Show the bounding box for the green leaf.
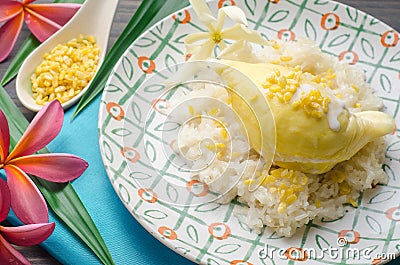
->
[0,0,85,86]
[33,178,115,265]
[1,35,40,86]
[0,85,114,265]
[0,86,29,148]
[72,0,190,119]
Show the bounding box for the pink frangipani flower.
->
[0,100,88,224]
[0,0,82,62]
[0,178,55,265]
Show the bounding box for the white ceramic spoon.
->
[16,0,120,112]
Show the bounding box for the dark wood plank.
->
[0,0,399,264]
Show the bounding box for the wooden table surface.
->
[0,0,399,264]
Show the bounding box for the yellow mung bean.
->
[30,34,100,105]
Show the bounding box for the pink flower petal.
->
[23,0,36,4]
[0,2,22,23]
[0,222,55,246]
[0,179,10,222]
[7,101,63,162]
[0,235,30,265]
[10,153,88,182]
[0,11,23,63]
[4,165,48,224]
[23,6,62,42]
[26,3,81,26]
[0,110,10,163]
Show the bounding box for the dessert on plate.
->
[168,0,395,236]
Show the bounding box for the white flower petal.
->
[189,0,217,29]
[215,9,227,32]
[219,41,228,51]
[185,32,210,45]
[220,6,248,26]
[217,40,246,58]
[221,24,268,45]
[186,0,268,60]
[188,39,216,60]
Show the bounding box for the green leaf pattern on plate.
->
[165,54,179,73]
[130,101,142,123]
[134,37,157,48]
[144,140,157,162]
[315,234,331,250]
[368,190,396,204]
[328,33,350,47]
[154,122,181,132]
[365,215,382,234]
[166,183,179,203]
[304,19,317,41]
[380,73,392,93]
[346,6,358,23]
[361,38,375,59]
[111,128,132,137]
[144,210,168,220]
[98,0,400,264]
[195,202,222,213]
[244,0,256,16]
[207,258,221,265]
[314,0,329,5]
[390,50,400,62]
[118,183,131,204]
[268,10,289,23]
[186,224,199,244]
[144,84,166,93]
[383,164,396,182]
[122,57,134,80]
[214,244,242,254]
[100,140,114,163]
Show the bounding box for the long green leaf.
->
[31,178,114,265]
[0,85,114,265]
[71,0,190,119]
[0,0,86,87]
[1,36,40,86]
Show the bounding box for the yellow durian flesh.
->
[218,59,395,174]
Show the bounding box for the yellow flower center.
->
[212,32,222,44]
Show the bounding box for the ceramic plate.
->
[99,1,400,264]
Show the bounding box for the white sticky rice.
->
[170,39,389,237]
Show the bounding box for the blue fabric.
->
[11,95,195,265]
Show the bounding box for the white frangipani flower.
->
[185,0,268,60]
